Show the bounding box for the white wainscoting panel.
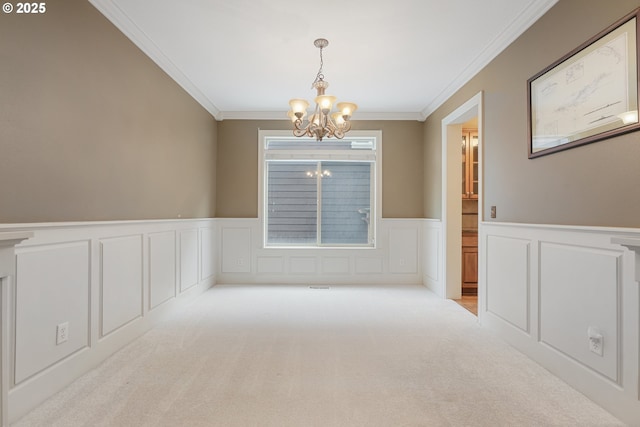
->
[100,235,143,337]
[0,233,33,426]
[389,227,418,273]
[485,235,530,333]
[179,229,199,292]
[14,242,90,384]
[321,257,350,274]
[355,256,384,274]
[257,256,284,274]
[216,219,425,285]
[221,227,251,273]
[148,231,176,310]
[289,256,317,274]
[1,219,215,423]
[539,242,620,382]
[200,227,216,281]
[480,222,640,426]
[422,220,443,296]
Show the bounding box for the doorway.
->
[461,124,478,295]
[441,92,483,315]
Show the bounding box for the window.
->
[260,132,379,247]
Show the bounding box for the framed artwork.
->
[528,8,640,158]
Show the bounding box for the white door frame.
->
[441,91,483,299]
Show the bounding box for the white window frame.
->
[258,130,382,249]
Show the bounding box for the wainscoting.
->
[0,220,216,423]
[3,218,639,425]
[216,218,430,286]
[422,219,444,296]
[479,222,640,426]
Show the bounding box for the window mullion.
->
[369,162,374,244]
[316,161,322,246]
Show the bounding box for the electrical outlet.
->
[588,327,603,356]
[490,206,497,218]
[56,322,69,345]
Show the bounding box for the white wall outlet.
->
[56,322,69,345]
[587,327,603,356]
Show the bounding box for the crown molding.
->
[219,111,424,121]
[419,0,559,120]
[88,0,222,120]
[89,0,557,124]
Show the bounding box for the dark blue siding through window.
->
[266,161,371,245]
[267,162,317,244]
[321,162,370,244]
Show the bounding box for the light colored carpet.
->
[13,284,624,426]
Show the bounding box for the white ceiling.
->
[89,0,557,121]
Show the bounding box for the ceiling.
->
[89,0,557,121]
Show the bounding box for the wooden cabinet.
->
[462,233,478,295]
[462,129,478,199]
[461,128,479,294]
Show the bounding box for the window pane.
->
[320,162,371,244]
[267,162,317,245]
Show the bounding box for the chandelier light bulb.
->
[337,102,357,118]
[289,99,309,116]
[315,95,337,113]
[331,112,345,126]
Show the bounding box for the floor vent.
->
[309,285,330,290]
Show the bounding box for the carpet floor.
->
[13,284,625,426]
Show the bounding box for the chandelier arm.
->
[325,115,336,131]
[308,117,319,137]
[292,119,304,131]
[293,128,307,137]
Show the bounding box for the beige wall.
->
[424,0,640,227]
[9,0,635,226]
[0,0,217,223]
[215,120,424,218]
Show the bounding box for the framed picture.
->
[528,8,640,158]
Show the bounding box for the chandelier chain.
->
[312,45,325,87]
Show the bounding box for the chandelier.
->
[287,38,357,141]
